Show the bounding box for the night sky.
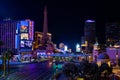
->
[0,0,120,50]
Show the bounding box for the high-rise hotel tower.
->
[0,19,34,54]
[84,20,96,53]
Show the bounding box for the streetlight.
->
[114,45,120,68]
[116,49,119,68]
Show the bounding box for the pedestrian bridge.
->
[40,53,92,57]
[39,53,93,62]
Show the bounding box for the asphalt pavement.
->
[0,60,53,80]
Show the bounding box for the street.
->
[0,60,53,80]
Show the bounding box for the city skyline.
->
[1,1,120,79]
[0,0,120,50]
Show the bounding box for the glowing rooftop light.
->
[85,20,95,22]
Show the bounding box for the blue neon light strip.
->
[20,21,28,26]
[15,35,18,49]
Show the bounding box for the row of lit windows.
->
[0,22,16,48]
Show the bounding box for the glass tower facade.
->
[106,22,120,46]
[84,20,96,53]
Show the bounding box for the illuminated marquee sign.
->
[20,21,29,33]
[29,21,34,40]
[19,20,34,51]
[20,40,32,49]
[21,33,29,40]
[20,25,28,33]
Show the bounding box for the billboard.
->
[20,21,29,33]
[21,33,29,40]
[20,25,28,33]
[20,40,32,49]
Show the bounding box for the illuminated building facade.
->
[76,44,80,52]
[84,20,96,53]
[0,19,34,54]
[93,41,99,62]
[33,5,54,53]
[34,31,52,50]
[81,36,87,53]
[106,22,120,46]
[0,20,17,54]
[19,19,34,53]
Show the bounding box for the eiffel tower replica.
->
[39,5,54,52]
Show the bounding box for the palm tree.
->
[6,49,13,74]
[0,40,3,55]
[3,51,6,76]
[0,40,6,76]
[0,40,3,61]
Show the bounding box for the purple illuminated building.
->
[0,20,17,54]
[0,19,34,55]
[84,19,96,53]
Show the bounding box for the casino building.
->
[0,19,34,57]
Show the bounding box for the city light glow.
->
[64,45,68,51]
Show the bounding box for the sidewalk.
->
[0,61,31,78]
[57,74,69,80]
[0,60,31,65]
[113,68,120,79]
